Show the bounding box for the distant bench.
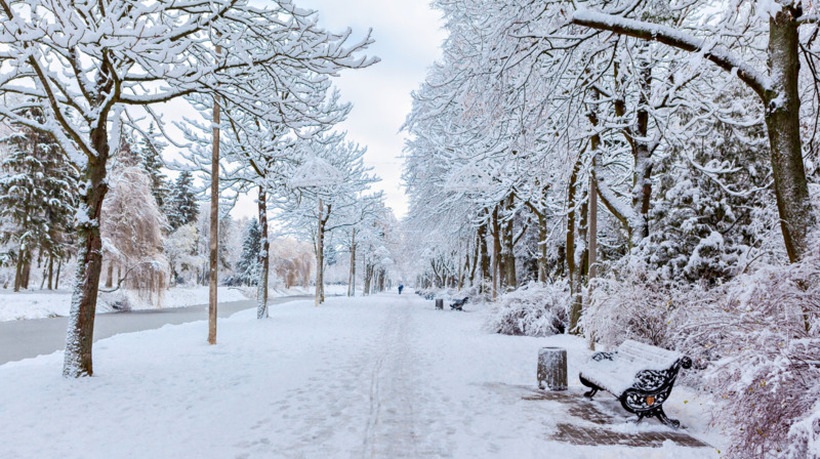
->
[449,297,468,311]
[578,340,692,428]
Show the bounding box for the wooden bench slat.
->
[578,340,691,428]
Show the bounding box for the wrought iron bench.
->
[579,340,692,428]
[450,297,468,311]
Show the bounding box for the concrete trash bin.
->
[537,347,567,391]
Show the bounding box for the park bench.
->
[450,297,468,311]
[578,340,692,428]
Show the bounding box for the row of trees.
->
[0,0,391,378]
[402,0,819,456]
[404,0,817,320]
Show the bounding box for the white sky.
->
[231,0,446,220]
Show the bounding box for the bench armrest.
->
[590,351,617,362]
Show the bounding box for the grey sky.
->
[254,0,445,219]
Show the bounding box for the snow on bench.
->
[578,340,692,428]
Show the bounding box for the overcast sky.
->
[231,0,446,220]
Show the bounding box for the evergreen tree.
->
[235,219,261,286]
[167,171,199,230]
[642,91,774,284]
[0,107,78,290]
[137,124,170,210]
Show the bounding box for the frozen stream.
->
[0,296,310,365]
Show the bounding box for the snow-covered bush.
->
[671,250,820,458]
[585,259,676,349]
[486,281,568,337]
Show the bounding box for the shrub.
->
[486,281,568,337]
[671,250,820,458]
[585,259,676,349]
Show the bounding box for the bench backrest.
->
[617,340,681,371]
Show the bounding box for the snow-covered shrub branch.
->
[486,281,569,337]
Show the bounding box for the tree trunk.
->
[469,229,480,285]
[491,206,501,300]
[105,262,114,289]
[22,260,31,290]
[503,195,516,290]
[315,199,325,306]
[13,252,24,292]
[567,156,583,334]
[363,261,373,295]
[257,186,270,319]
[55,259,62,290]
[478,218,490,292]
[348,230,356,297]
[765,11,814,262]
[63,125,110,377]
[631,55,652,244]
[208,71,221,345]
[588,174,598,282]
[47,254,54,291]
[40,260,47,290]
[537,212,548,282]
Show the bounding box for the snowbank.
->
[0,286,249,322]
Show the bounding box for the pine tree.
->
[235,219,261,286]
[642,90,774,284]
[167,171,199,230]
[0,107,78,291]
[137,124,170,210]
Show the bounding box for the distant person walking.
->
[398,284,404,295]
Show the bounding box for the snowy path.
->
[0,293,719,458]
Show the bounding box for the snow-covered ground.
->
[0,286,250,322]
[0,293,723,458]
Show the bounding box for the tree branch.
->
[571,9,770,98]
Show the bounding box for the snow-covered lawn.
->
[0,293,722,458]
[0,286,250,322]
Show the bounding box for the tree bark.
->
[208,79,221,345]
[63,125,110,377]
[502,195,517,289]
[257,186,270,319]
[478,218,490,292]
[47,254,54,290]
[764,10,814,262]
[13,253,24,292]
[105,262,114,289]
[314,199,326,306]
[537,212,548,282]
[363,260,373,295]
[22,259,31,290]
[491,206,501,300]
[588,174,598,282]
[348,229,356,297]
[567,156,584,334]
[55,259,62,290]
